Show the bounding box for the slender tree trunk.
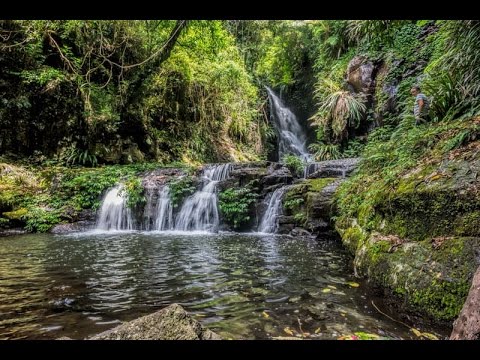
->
[122,20,189,108]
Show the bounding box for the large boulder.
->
[347,56,376,95]
[450,266,480,340]
[89,303,221,340]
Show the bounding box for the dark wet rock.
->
[277,216,295,234]
[261,166,293,187]
[451,266,480,340]
[0,228,28,237]
[142,168,190,190]
[89,303,221,340]
[305,158,360,179]
[290,227,312,237]
[50,221,94,234]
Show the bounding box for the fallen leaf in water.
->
[315,328,321,334]
[421,332,439,340]
[354,332,380,340]
[262,311,270,319]
[322,288,331,293]
[327,285,337,289]
[340,313,346,317]
[272,336,302,340]
[284,327,294,336]
[411,328,422,337]
[347,282,360,288]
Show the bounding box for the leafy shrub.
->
[122,177,146,209]
[169,176,196,207]
[219,185,258,229]
[24,208,61,233]
[282,154,305,178]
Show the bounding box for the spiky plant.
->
[308,143,342,161]
[311,89,366,140]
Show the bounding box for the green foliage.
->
[63,147,98,167]
[423,21,480,122]
[310,84,366,141]
[24,208,61,233]
[308,143,342,161]
[0,217,9,228]
[0,20,265,165]
[282,154,305,178]
[284,197,304,211]
[122,177,145,209]
[441,125,480,152]
[168,176,196,207]
[347,20,405,49]
[218,184,258,229]
[342,139,365,158]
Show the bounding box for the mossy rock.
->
[2,208,28,220]
[306,178,336,192]
[352,231,480,322]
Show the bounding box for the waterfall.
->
[96,185,133,231]
[174,163,232,232]
[266,87,310,162]
[143,186,173,231]
[258,187,287,233]
[154,186,174,231]
[304,162,321,178]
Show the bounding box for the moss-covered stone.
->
[282,177,337,231]
[344,226,479,321]
[2,208,28,220]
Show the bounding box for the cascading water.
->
[258,187,288,233]
[174,163,232,232]
[143,186,174,231]
[266,87,311,162]
[154,186,174,231]
[96,185,133,231]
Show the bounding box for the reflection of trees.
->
[0,234,48,339]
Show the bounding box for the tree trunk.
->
[450,266,480,340]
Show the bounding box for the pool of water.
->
[0,231,448,339]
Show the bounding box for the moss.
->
[340,226,367,254]
[306,178,336,192]
[454,211,480,236]
[379,189,480,240]
[2,208,28,220]
[350,232,479,322]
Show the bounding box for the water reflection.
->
[0,232,448,339]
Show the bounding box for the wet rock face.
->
[89,303,221,340]
[347,56,376,95]
[451,266,480,340]
[305,158,360,179]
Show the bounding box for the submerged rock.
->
[450,266,480,340]
[89,303,221,340]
